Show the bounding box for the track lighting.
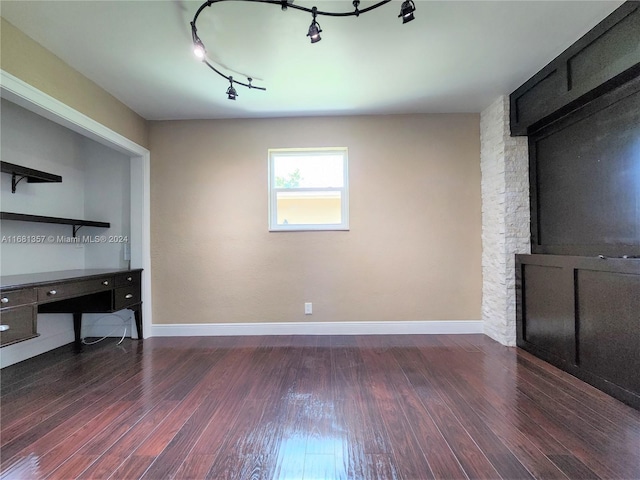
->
[399,0,416,24]
[226,78,238,100]
[307,7,322,43]
[191,0,417,101]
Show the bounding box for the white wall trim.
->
[0,71,145,156]
[151,320,483,337]
[0,70,152,340]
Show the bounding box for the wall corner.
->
[480,96,530,347]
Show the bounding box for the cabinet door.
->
[522,264,575,364]
[576,270,640,393]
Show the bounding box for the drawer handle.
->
[0,325,9,332]
[127,277,132,281]
[125,293,134,299]
[48,290,57,296]
[1,297,8,304]
[102,281,110,286]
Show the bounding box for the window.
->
[268,147,349,231]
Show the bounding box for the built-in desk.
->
[0,268,143,347]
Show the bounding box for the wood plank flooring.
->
[1,334,639,479]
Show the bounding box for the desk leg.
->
[134,306,143,340]
[73,313,82,346]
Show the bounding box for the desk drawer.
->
[0,288,36,308]
[0,306,38,346]
[114,271,141,288]
[114,286,141,310]
[37,277,113,303]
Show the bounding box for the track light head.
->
[307,22,322,43]
[399,0,416,24]
[193,39,206,60]
[226,78,238,100]
[307,7,322,43]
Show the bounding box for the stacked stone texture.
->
[480,96,530,346]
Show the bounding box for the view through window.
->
[268,148,349,231]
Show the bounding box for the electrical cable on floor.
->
[81,313,129,346]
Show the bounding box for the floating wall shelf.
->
[1,161,62,193]
[0,212,110,237]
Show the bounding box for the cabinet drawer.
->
[37,277,113,303]
[0,288,36,308]
[113,286,141,310]
[114,271,141,288]
[0,306,38,346]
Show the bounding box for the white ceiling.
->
[0,1,624,120]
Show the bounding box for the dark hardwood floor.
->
[1,334,639,479]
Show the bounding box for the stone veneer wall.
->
[480,96,530,346]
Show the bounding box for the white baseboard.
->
[150,320,483,337]
[1,320,482,368]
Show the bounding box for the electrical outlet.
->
[304,302,312,315]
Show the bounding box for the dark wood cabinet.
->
[516,255,640,408]
[528,74,640,257]
[510,2,640,135]
[511,2,640,408]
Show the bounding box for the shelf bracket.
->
[72,225,83,238]
[11,174,27,194]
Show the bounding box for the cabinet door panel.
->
[576,269,640,392]
[523,264,574,363]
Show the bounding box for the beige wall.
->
[150,114,481,324]
[0,17,148,148]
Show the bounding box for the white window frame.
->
[268,147,349,232]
